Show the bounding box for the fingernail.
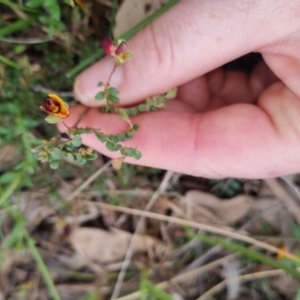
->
[74,56,124,107]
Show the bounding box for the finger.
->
[176,62,277,112]
[206,62,277,105]
[74,0,280,107]
[59,82,300,178]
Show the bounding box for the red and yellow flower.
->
[40,94,70,119]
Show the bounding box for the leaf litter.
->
[2,0,300,299]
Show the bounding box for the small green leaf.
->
[116,133,126,142]
[49,160,59,169]
[71,136,82,147]
[119,108,129,122]
[67,153,74,161]
[138,104,147,112]
[96,133,106,143]
[45,115,61,124]
[86,153,97,160]
[106,142,121,152]
[78,157,87,164]
[95,91,105,100]
[127,107,138,116]
[108,87,119,96]
[108,95,119,103]
[74,128,93,135]
[125,131,135,139]
[74,153,87,164]
[97,82,104,87]
[132,150,142,160]
[132,124,140,131]
[51,148,64,160]
[165,88,177,99]
[65,145,75,151]
[75,152,83,162]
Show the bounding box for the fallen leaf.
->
[69,227,164,264]
[184,191,253,225]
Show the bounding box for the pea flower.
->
[102,37,133,65]
[40,94,70,124]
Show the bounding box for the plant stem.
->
[66,0,179,78]
[0,17,36,38]
[24,231,61,300]
[106,64,117,85]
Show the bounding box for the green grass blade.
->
[24,231,61,300]
[0,0,39,13]
[66,0,179,78]
[0,17,36,38]
[0,172,23,207]
[109,0,118,37]
[0,53,19,69]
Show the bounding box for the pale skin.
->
[59,0,300,179]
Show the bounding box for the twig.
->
[196,268,296,300]
[32,85,73,97]
[110,171,175,300]
[181,200,283,273]
[0,37,53,44]
[86,201,298,261]
[116,253,237,300]
[66,160,112,202]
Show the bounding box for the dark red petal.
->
[115,41,127,55]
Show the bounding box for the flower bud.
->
[102,37,116,56]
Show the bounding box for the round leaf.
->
[45,115,61,124]
[108,95,120,103]
[51,148,64,160]
[49,160,59,169]
[108,87,119,96]
[106,142,121,152]
[72,135,82,147]
[95,91,105,101]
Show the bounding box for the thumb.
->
[74,0,277,107]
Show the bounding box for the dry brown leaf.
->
[113,0,169,37]
[184,191,253,225]
[69,227,164,264]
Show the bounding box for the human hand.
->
[59,0,300,178]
